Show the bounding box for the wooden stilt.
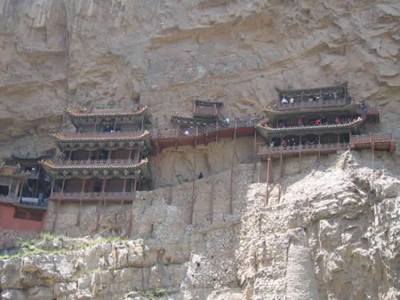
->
[278,154,283,203]
[51,200,61,233]
[253,130,257,172]
[190,134,197,225]
[96,179,107,233]
[371,142,375,172]
[175,128,179,150]
[229,126,237,214]
[168,154,175,205]
[215,120,219,144]
[77,199,82,226]
[127,179,138,237]
[77,179,86,226]
[317,134,321,163]
[266,157,271,206]
[299,136,302,173]
[95,201,102,233]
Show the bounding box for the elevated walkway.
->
[152,117,264,151]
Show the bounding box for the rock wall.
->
[0,0,399,158]
[2,151,400,299]
[1,0,400,299]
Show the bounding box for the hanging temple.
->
[0,83,395,235]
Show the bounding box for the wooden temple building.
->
[41,105,152,234]
[153,99,263,151]
[0,163,47,232]
[255,83,396,203]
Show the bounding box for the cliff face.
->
[1,1,400,299]
[1,0,399,157]
[1,152,400,300]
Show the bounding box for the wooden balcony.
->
[41,158,149,180]
[274,97,351,111]
[258,143,349,159]
[152,117,265,151]
[256,116,366,138]
[53,130,150,142]
[350,133,395,153]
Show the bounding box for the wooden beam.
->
[266,157,271,206]
[168,154,175,205]
[190,139,197,225]
[61,179,66,194]
[371,142,375,172]
[278,153,283,203]
[127,179,138,237]
[51,199,61,233]
[229,126,237,214]
[216,120,219,144]
[175,128,179,149]
[317,134,321,163]
[95,201,102,233]
[50,179,55,197]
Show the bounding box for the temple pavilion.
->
[255,83,394,159]
[256,83,395,204]
[41,105,152,205]
[0,164,47,232]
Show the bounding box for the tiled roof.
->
[66,106,148,118]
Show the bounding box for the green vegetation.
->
[0,234,128,261]
[131,289,168,299]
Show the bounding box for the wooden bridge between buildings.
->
[151,117,264,152]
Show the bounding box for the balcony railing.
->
[56,159,138,166]
[350,133,393,143]
[18,198,48,209]
[258,143,349,156]
[153,116,265,140]
[55,130,146,141]
[275,98,350,111]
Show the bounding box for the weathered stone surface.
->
[1,0,400,299]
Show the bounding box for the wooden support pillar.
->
[190,138,197,225]
[168,155,175,205]
[253,130,257,169]
[278,154,283,203]
[95,201,103,233]
[127,179,138,237]
[61,179,66,194]
[229,126,237,215]
[215,120,219,144]
[77,179,86,226]
[51,200,61,233]
[34,164,41,197]
[96,179,107,233]
[299,136,302,173]
[371,142,375,172]
[9,178,13,197]
[318,134,321,162]
[175,128,179,149]
[141,115,145,131]
[265,157,271,206]
[113,117,118,131]
[50,179,55,197]
[94,117,98,132]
